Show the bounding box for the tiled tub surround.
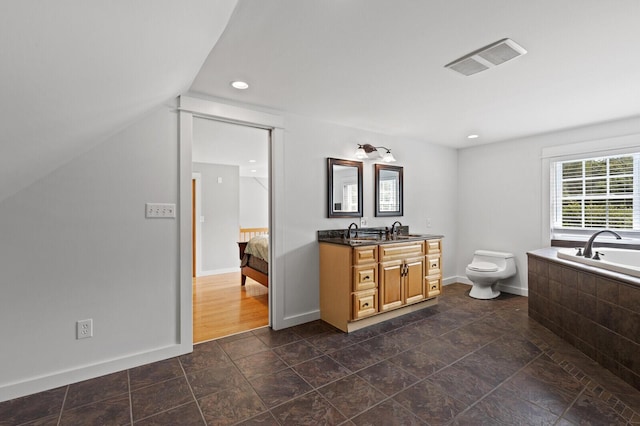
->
[528,247,640,391]
[3,284,640,425]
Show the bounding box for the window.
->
[551,153,640,238]
[378,178,398,212]
[342,182,359,212]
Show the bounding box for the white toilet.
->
[465,250,516,299]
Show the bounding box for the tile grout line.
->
[450,351,548,423]
[55,385,69,426]
[126,370,133,426]
[177,356,208,426]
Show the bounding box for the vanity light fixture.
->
[230,80,249,90]
[467,134,480,139]
[354,144,396,162]
[249,159,256,163]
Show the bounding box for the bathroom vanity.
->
[318,229,443,332]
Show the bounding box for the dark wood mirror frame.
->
[375,164,403,217]
[327,158,363,218]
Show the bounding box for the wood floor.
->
[193,272,269,343]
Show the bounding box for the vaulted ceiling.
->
[192,0,640,148]
[2,1,639,203]
[0,0,237,202]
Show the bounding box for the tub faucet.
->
[345,222,358,239]
[582,230,621,258]
[390,221,402,237]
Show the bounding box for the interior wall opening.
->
[191,116,270,343]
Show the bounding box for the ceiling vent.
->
[445,38,527,76]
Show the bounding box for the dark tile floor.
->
[2,283,640,425]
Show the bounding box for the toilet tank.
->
[472,250,515,268]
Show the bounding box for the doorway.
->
[191,117,270,343]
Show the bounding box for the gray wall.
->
[193,163,239,273]
[0,105,180,400]
[239,177,268,228]
[456,116,640,295]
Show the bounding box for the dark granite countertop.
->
[318,227,443,247]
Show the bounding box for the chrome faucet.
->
[345,222,359,239]
[582,230,621,258]
[390,221,402,237]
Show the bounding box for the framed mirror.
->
[375,164,403,217]
[328,158,363,218]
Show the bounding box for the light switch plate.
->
[146,203,176,218]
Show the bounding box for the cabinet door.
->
[404,257,425,304]
[379,260,403,311]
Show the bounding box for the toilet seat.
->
[467,261,499,272]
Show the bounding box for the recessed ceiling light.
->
[249,159,256,163]
[467,134,480,139]
[231,81,249,90]
[251,169,257,173]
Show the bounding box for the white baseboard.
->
[448,276,528,297]
[278,310,321,330]
[443,276,467,286]
[0,344,188,403]
[498,283,529,297]
[197,267,240,277]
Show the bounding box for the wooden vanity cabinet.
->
[320,238,440,333]
[379,241,425,310]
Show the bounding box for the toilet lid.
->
[468,261,499,272]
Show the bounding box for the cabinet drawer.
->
[352,289,378,319]
[353,265,377,291]
[379,241,425,261]
[426,275,441,297]
[426,254,441,275]
[353,246,378,264]
[426,239,441,254]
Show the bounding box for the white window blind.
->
[551,153,640,238]
[378,178,398,212]
[342,183,358,212]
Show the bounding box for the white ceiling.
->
[2,1,639,203]
[0,0,237,202]
[191,0,640,149]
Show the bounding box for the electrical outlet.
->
[426,218,432,228]
[77,319,93,339]
[360,217,368,227]
[145,203,176,218]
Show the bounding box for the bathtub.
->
[557,247,640,278]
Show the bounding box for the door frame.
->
[177,95,285,353]
[191,173,202,277]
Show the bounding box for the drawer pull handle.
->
[432,263,437,267]
[363,303,369,307]
[364,275,370,280]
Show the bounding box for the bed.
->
[238,227,269,287]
